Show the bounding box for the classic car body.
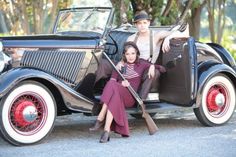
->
[0,7,236,146]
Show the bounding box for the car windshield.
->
[55,8,111,36]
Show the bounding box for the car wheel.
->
[130,113,156,119]
[0,81,56,145]
[194,74,236,126]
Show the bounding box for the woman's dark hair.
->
[122,41,140,63]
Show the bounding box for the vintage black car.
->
[0,7,236,146]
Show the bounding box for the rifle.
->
[102,52,158,135]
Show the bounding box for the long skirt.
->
[100,80,135,136]
[96,59,160,100]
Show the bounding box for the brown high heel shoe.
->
[99,131,110,143]
[89,120,104,131]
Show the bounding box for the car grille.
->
[20,49,86,85]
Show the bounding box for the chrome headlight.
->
[0,41,11,73]
[0,53,5,72]
[0,41,4,72]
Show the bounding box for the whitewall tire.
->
[194,74,236,126]
[0,81,56,145]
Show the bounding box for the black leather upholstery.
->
[105,30,134,63]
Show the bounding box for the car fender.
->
[207,42,236,68]
[196,61,236,108]
[0,67,94,112]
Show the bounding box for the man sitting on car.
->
[95,10,189,99]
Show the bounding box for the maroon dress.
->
[100,59,164,136]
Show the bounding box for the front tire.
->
[0,81,56,145]
[194,74,236,126]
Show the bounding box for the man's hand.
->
[121,80,130,87]
[162,37,171,53]
[148,64,155,78]
[161,24,182,53]
[116,61,124,71]
[170,24,181,32]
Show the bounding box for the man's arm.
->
[161,24,190,52]
[154,24,189,42]
[126,34,135,42]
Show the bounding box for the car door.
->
[159,37,197,106]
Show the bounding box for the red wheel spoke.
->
[206,84,228,117]
[10,93,46,134]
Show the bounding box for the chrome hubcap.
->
[215,93,225,107]
[22,105,38,123]
[207,85,227,115]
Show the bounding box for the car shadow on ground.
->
[0,112,207,146]
[47,112,201,141]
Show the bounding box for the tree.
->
[110,0,130,25]
[111,0,197,30]
[206,0,227,44]
[1,0,229,43]
[187,0,207,40]
[0,0,71,35]
[129,0,166,25]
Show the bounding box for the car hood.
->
[0,34,101,49]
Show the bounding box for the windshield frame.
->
[52,7,114,38]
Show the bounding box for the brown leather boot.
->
[99,131,110,143]
[89,120,104,131]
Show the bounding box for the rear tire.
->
[0,81,56,145]
[194,74,235,126]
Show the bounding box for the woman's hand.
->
[121,80,130,87]
[148,64,155,78]
[116,61,124,71]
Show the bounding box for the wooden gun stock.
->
[127,85,158,135]
[103,52,158,135]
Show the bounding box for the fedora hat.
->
[133,10,151,23]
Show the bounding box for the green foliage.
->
[0,33,10,36]
[158,2,179,25]
[146,0,164,23]
[122,0,179,26]
[191,0,201,9]
[220,29,236,60]
[25,1,34,32]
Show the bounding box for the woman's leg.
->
[89,103,107,131]
[100,110,113,143]
[104,110,113,132]
[100,81,135,136]
[97,103,107,121]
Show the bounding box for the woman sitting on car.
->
[89,41,166,143]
